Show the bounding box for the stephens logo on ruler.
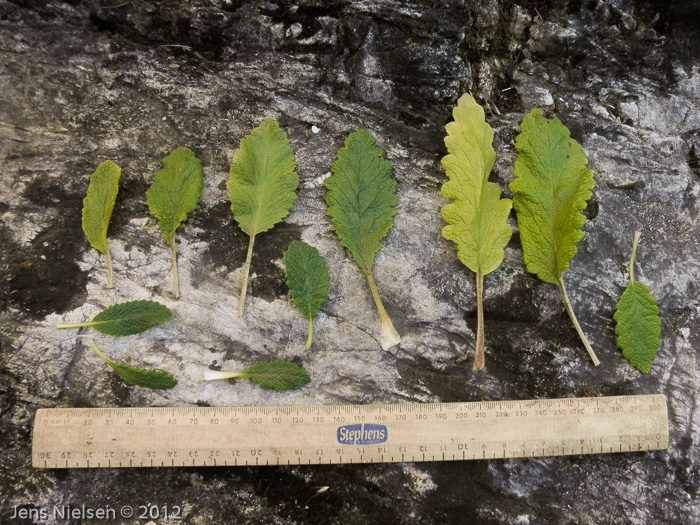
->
[337,424,388,445]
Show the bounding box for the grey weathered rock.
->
[1,0,698,523]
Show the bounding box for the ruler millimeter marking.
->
[32,394,668,469]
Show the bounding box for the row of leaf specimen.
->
[82,148,204,299]
[442,94,661,373]
[56,300,311,391]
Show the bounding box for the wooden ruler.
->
[32,394,668,468]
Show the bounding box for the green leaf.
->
[203,360,310,392]
[90,340,177,390]
[283,240,331,349]
[147,147,203,244]
[146,147,204,299]
[510,109,595,284]
[228,119,299,316]
[510,109,600,366]
[325,129,401,350]
[614,232,661,373]
[56,300,172,336]
[82,160,120,288]
[441,94,512,370]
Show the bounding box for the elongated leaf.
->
[325,129,401,350]
[82,160,120,288]
[146,147,204,298]
[82,160,120,255]
[510,109,595,284]
[283,240,331,349]
[56,300,172,336]
[146,147,203,245]
[228,119,299,316]
[510,109,600,366]
[90,340,177,390]
[441,94,512,369]
[203,360,310,392]
[614,232,661,373]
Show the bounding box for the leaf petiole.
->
[366,270,400,350]
[171,232,180,299]
[558,278,600,366]
[105,241,114,289]
[203,370,247,381]
[306,318,313,350]
[238,234,256,317]
[629,231,641,283]
[56,321,94,329]
[458,271,485,369]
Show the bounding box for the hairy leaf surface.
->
[614,232,661,373]
[204,360,310,392]
[90,340,177,390]
[56,300,172,336]
[510,109,595,284]
[146,147,203,245]
[82,160,120,255]
[441,94,512,369]
[325,129,400,350]
[283,240,331,349]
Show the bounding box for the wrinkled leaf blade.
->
[614,281,661,373]
[441,94,512,276]
[82,161,120,254]
[325,129,397,273]
[146,147,203,244]
[283,240,330,321]
[244,360,310,391]
[90,340,177,390]
[228,119,298,236]
[510,109,595,284]
[91,300,172,335]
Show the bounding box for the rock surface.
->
[1,0,698,523]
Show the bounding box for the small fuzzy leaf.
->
[325,129,397,274]
[82,160,120,255]
[146,147,203,245]
[90,340,177,390]
[441,94,512,276]
[57,300,172,335]
[283,241,330,322]
[614,232,661,373]
[614,282,661,373]
[510,109,595,284]
[244,360,310,391]
[228,119,298,237]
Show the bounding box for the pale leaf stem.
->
[238,234,256,317]
[171,233,180,299]
[203,370,246,381]
[56,322,93,329]
[558,277,600,366]
[105,240,114,289]
[629,231,641,283]
[471,272,486,369]
[365,270,401,350]
[305,318,313,350]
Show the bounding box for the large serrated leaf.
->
[90,340,177,390]
[325,129,401,350]
[82,160,120,288]
[614,232,661,373]
[146,147,204,298]
[441,94,512,370]
[283,240,331,349]
[228,119,299,316]
[510,109,595,284]
[57,300,172,336]
[510,109,600,366]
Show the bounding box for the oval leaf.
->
[82,160,120,255]
[614,282,661,373]
[90,340,177,390]
[283,240,330,322]
[244,360,310,391]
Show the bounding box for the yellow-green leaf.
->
[228,119,299,316]
[440,94,512,370]
[82,160,120,288]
